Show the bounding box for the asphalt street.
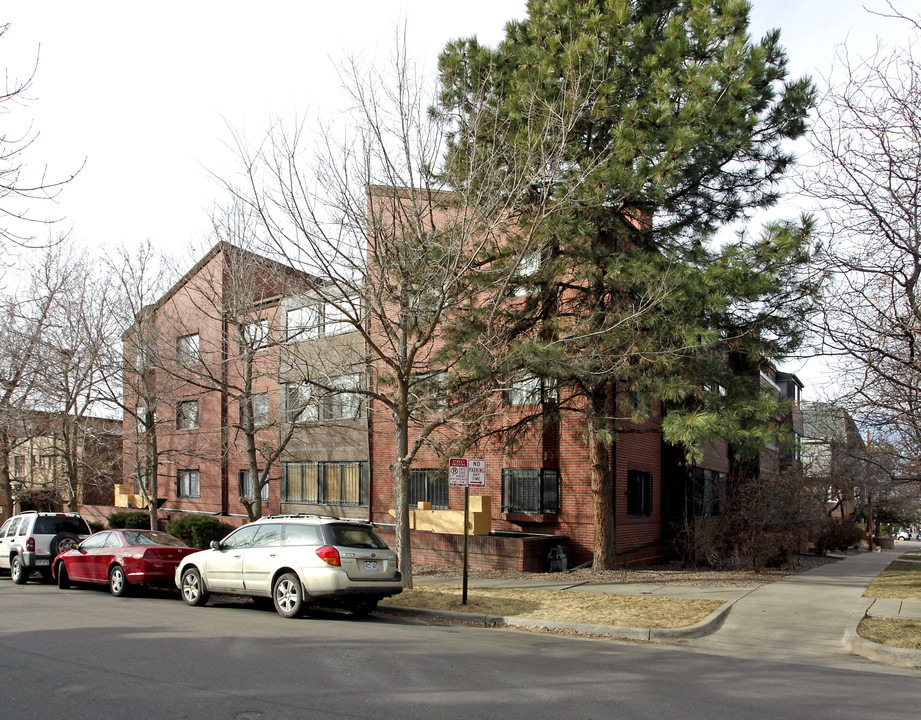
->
[1,576,918,720]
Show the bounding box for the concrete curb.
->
[845,609,921,669]
[378,599,733,642]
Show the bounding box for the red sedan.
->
[54,529,198,596]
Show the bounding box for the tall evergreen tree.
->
[437,0,817,569]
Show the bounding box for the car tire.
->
[273,572,304,618]
[180,567,210,607]
[11,555,27,584]
[109,565,129,597]
[347,598,378,618]
[56,561,71,589]
[50,532,79,557]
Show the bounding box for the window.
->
[507,374,557,406]
[136,406,154,434]
[13,455,25,476]
[221,524,259,550]
[177,469,200,498]
[241,393,269,427]
[284,382,317,423]
[322,302,351,336]
[286,301,354,341]
[627,470,652,516]
[513,251,541,296]
[177,333,200,365]
[177,400,199,429]
[284,376,362,423]
[243,319,269,349]
[326,374,361,420]
[501,468,559,514]
[282,461,368,506]
[283,523,321,546]
[692,468,725,517]
[238,469,269,502]
[251,524,282,548]
[286,305,320,341]
[409,468,449,510]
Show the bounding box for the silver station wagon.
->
[175,514,402,618]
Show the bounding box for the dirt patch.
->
[383,586,723,628]
[411,553,838,589]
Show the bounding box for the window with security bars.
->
[627,470,652,516]
[501,468,559,514]
[409,468,449,510]
[282,461,368,506]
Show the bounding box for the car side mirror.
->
[210,540,222,551]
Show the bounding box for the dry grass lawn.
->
[381,585,722,628]
[858,618,921,650]
[865,553,921,601]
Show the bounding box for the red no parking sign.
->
[449,458,486,486]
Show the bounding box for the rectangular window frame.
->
[627,470,652,517]
[238,469,270,502]
[409,468,449,510]
[177,333,200,365]
[176,400,199,430]
[281,460,368,506]
[177,469,200,498]
[501,468,559,515]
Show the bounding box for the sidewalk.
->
[386,549,921,671]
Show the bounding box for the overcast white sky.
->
[2,1,915,393]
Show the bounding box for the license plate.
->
[363,560,379,572]
[35,559,50,566]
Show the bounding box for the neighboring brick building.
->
[5,411,121,516]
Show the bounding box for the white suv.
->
[0,511,92,584]
[175,515,402,618]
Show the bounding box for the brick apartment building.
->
[118,230,801,570]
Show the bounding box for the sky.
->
[1,0,916,394]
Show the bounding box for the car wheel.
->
[180,567,210,607]
[11,555,27,584]
[56,561,71,589]
[348,598,378,618]
[50,532,79,557]
[109,565,129,597]
[272,572,304,618]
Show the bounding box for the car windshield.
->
[34,516,91,535]
[122,530,188,547]
[327,524,387,549]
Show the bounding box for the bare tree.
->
[0,246,70,517]
[37,245,121,511]
[0,24,80,249]
[806,9,921,472]
[103,242,177,530]
[223,35,584,586]
[157,200,316,522]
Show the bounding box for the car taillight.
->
[144,549,163,560]
[26,538,34,552]
[316,545,341,566]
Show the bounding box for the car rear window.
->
[122,531,188,547]
[326,524,387,549]
[34,516,91,535]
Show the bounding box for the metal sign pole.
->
[462,484,470,605]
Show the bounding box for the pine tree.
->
[437,0,817,569]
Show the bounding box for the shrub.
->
[89,520,105,532]
[166,515,232,549]
[107,511,152,529]
[814,518,865,555]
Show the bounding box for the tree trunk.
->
[393,413,413,589]
[588,386,617,571]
